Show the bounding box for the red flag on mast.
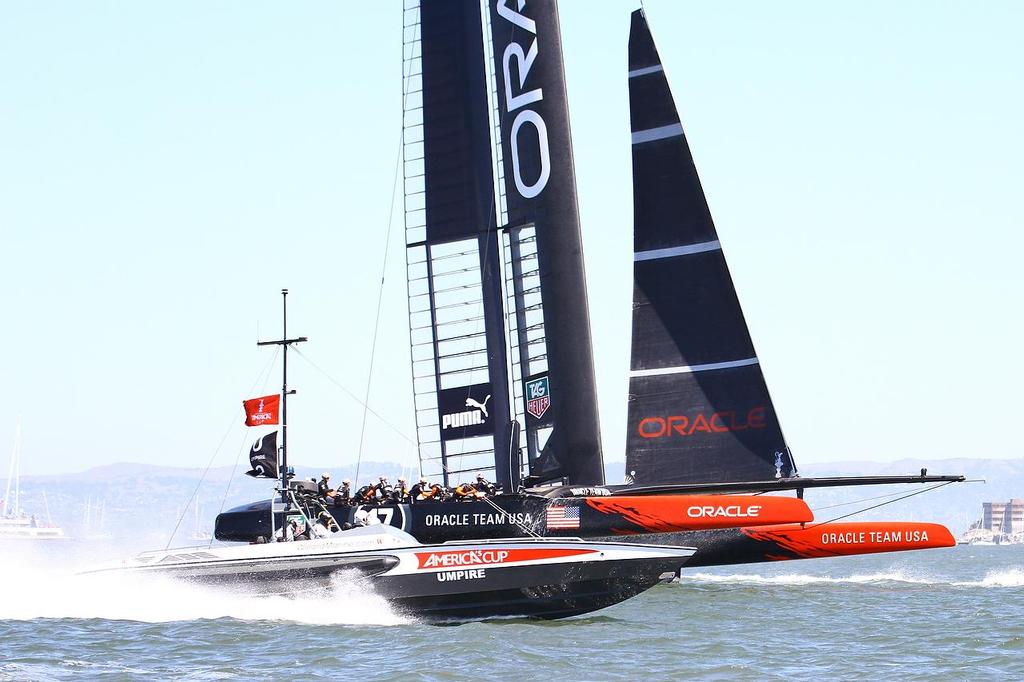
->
[243,394,280,427]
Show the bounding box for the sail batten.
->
[630,358,760,378]
[634,241,721,261]
[631,124,684,144]
[624,10,794,485]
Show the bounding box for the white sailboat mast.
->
[4,420,21,517]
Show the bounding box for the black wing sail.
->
[488,0,604,485]
[624,10,795,485]
[402,0,514,489]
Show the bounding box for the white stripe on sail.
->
[630,357,759,378]
[631,123,684,144]
[634,240,721,261]
[628,64,663,78]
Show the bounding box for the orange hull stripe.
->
[585,495,813,532]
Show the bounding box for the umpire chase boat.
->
[84,525,694,622]
[217,1,961,566]
[90,292,695,622]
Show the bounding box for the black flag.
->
[245,431,278,479]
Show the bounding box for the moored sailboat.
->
[1,421,65,541]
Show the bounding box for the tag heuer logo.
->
[526,377,551,420]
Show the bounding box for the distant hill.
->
[10,457,1019,543]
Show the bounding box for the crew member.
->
[335,479,353,506]
[409,477,433,503]
[375,476,393,500]
[355,482,378,504]
[473,473,497,496]
[392,477,410,503]
[318,473,335,499]
[309,511,339,538]
[284,518,309,541]
[453,481,482,501]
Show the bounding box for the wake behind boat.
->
[85,524,693,622]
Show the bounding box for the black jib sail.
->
[624,10,795,485]
[488,0,604,485]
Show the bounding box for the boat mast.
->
[257,289,307,507]
[12,419,20,517]
[3,423,15,517]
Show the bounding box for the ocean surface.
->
[1,541,1022,681]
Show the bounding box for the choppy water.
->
[1,542,1022,680]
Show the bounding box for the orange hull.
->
[741,521,956,559]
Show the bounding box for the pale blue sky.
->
[1,1,1021,476]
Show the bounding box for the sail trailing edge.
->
[624,10,795,485]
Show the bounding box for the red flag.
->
[243,394,280,427]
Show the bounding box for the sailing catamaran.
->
[216,1,962,565]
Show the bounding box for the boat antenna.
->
[257,289,307,510]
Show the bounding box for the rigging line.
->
[810,486,935,512]
[165,347,280,550]
[805,481,956,529]
[292,348,415,445]
[358,10,421,487]
[437,454,539,538]
[482,492,540,538]
[208,431,252,549]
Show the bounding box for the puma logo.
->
[465,395,491,418]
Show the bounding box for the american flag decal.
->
[546,505,581,530]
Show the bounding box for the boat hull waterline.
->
[84,526,695,622]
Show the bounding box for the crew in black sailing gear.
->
[375,476,393,500]
[473,473,496,496]
[409,477,433,503]
[355,483,378,505]
[318,473,334,499]
[392,477,410,503]
[335,479,352,506]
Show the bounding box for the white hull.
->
[0,523,66,540]
[84,525,695,621]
